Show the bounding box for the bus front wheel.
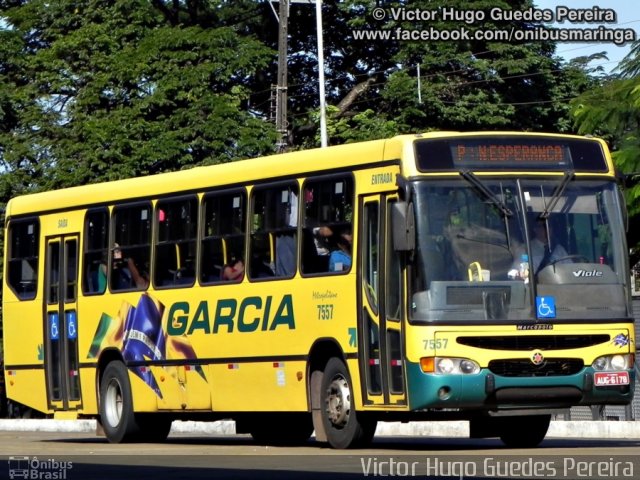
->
[499,414,551,448]
[99,361,140,443]
[320,357,377,449]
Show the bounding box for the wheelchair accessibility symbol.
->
[50,314,60,340]
[536,296,556,319]
[66,312,77,339]
[68,319,77,339]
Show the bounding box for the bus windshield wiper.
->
[539,170,575,219]
[460,170,513,217]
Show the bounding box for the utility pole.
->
[275,0,289,152]
[290,0,327,147]
[272,0,326,150]
[314,0,327,147]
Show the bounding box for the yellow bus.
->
[2,132,635,448]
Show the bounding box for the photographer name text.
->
[361,456,634,478]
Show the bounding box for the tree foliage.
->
[572,41,640,255]
[300,0,600,141]
[0,0,275,200]
[0,1,610,192]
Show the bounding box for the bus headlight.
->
[421,357,480,375]
[460,359,480,374]
[592,356,607,370]
[610,354,629,370]
[592,354,633,371]
[437,358,455,374]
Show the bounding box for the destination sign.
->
[414,136,608,172]
[454,144,566,164]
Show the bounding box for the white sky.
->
[534,0,640,72]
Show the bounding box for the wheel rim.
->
[325,374,351,428]
[104,377,123,428]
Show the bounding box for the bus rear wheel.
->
[499,414,551,448]
[137,414,173,442]
[320,358,377,449]
[99,361,140,443]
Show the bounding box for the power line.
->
[243,5,640,128]
[249,42,626,106]
[282,56,620,114]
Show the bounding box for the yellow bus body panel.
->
[1,131,624,420]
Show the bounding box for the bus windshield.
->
[410,179,630,322]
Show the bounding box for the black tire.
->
[320,357,377,449]
[0,392,7,418]
[137,414,173,443]
[499,415,551,448]
[99,361,141,443]
[249,413,314,446]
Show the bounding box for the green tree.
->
[1,0,604,184]
[572,41,640,257]
[0,0,275,198]
[379,0,600,133]
[275,1,599,147]
[0,1,610,187]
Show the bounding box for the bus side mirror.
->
[621,172,640,189]
[392,201,415,252]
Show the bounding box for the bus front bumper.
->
[406,362,635,412]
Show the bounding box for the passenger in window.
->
[330,231,352,272]
[274,190,298,277]
[222,253,244,281]
[311,226,332,256]
[112,244,149,289]
[275,234,296,276]
[316,226,352,272]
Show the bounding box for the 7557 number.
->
[317,304,334,320]
[423,339,448,350]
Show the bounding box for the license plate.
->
[594,371,630,386]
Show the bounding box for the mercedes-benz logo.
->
[531,350,544,365]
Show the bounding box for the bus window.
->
[363,200,381,393]
[363,202,379,311]
[47,241,60,304]
[83,209,109,295]
[65,239,78,302]
[111,203,151,291]
[200,190,247,284]
[249,183,298,279]
[7,218,40,300]
[155,196,198,288]
[301,176,354,274]
[386,200,401,321]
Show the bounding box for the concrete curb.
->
[0,419,638,439]
[375,420,640,439]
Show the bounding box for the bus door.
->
[359,195,406,406]
[44,235,82,411]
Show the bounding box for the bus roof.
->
[6,135,399,218]
[4,131,611,218]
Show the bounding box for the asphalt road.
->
[1,431,639,480]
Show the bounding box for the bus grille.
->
[488,359,584,377]
[457,335,609,351]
